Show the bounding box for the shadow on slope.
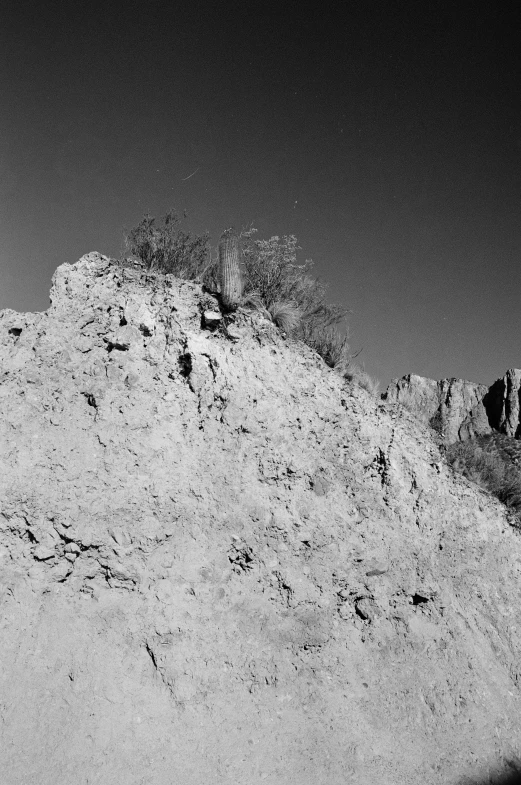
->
[454,764,521,785]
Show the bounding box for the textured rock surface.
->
[486,369,521,439]
[1,253,521,784]
[383,370,521,443]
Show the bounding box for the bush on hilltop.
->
[124,209,210,279]
[122,213,380,395]
[240,229,351,363]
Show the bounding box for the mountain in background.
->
[384,370,521,444]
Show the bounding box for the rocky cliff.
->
[383,370,521,444]
[1,253,521,785]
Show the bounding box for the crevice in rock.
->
[411,593,430,606]
[81,392,97,409]
[354,603,369,620]
[105,341,129,352]
[145,642,158,669]
[178,353,192,378]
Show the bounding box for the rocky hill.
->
[1,252,521,784]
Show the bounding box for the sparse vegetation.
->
[124,209,210,279]
[241,231,347,331]
[446,438,521,518]
[122,214,380,395]
[240,229,356,368]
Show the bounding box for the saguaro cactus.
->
[219,229,242,311]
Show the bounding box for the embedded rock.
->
[1,253,521,784]
[202,309,222,329]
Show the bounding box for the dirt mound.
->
[1,252,521,784]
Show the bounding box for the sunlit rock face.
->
[1,252,521,785]
[383,369,521,443]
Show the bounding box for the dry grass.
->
[267,301,302,334]
[298,323,350,369]
[343,363,381,396]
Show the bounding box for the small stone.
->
[225,324,244,341]
[104,325,136,351]
[64,542,80,553]
[338,604,352,620]
[51,560,73,582]
[355,598,377,621]
[34,545,56,561]
[53,517,71,529]
[203,310,222,329]
[77,531,96,548]
[74,558,100,579]
[108,561,138,582]
[311,473,330,497]
[125,371,140,388]
[365,560,388,577]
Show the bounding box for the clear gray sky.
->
[1,1,520,388]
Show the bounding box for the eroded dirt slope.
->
[1,253,521,784]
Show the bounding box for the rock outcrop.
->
[383,370,521,443]
[1,253,521,784]
[486,369,521,439]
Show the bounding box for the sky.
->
[1,0,520,389]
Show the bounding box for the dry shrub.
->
[241,232,309,310]
[242,231,347,323]
[298,323,350,369]
[238,229,359,372]
[446,438,521,517]
[124,209,210,279]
